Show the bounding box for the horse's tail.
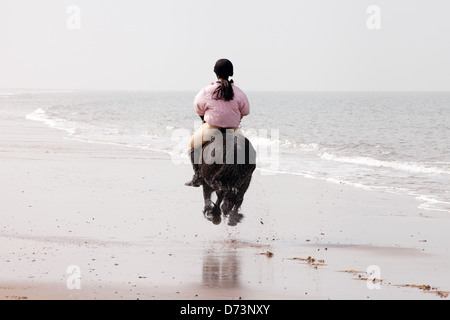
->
[216,164,251,188]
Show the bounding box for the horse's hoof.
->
[204,210,222,225]
[211,215,222,225]
[227,213,244,226]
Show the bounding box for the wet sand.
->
[1,108,450,300]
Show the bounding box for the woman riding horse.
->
[185,59,250,187]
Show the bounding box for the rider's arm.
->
[238,92,250,118]
[194,88,207,117]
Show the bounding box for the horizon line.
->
[1,87,450,94]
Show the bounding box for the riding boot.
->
[185,149,203,187]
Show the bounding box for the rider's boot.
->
[185,149,203,187]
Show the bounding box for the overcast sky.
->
[1,0,449,91]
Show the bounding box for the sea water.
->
[1,89,449,214]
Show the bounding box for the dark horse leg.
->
[227,177,251,226]
[203,184,222,225]
[215,190,224,213]
[226,194,244,226]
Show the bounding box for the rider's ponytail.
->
[212,59,235,102]
[213,78,235,102]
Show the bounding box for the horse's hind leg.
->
[214,190,224,215]
[227,178,251,226]
[202,184,214,213]
[227,194,244,226]
[221,192,235,218]
[203,184,221,225]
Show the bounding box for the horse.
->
[198,128,256,226]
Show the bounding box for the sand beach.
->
[1,105,450,300]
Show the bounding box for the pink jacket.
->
[194,82,250,128]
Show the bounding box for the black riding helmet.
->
[214,59,234,79]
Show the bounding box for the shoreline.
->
[24,104,450,217]
[1,107,450,300]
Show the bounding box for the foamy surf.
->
[22,91,450,216]
[26,108,80,136]
[321,152,450,175]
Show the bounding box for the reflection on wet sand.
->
[202,250,241,288]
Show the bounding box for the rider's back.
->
[194,82,250,128]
